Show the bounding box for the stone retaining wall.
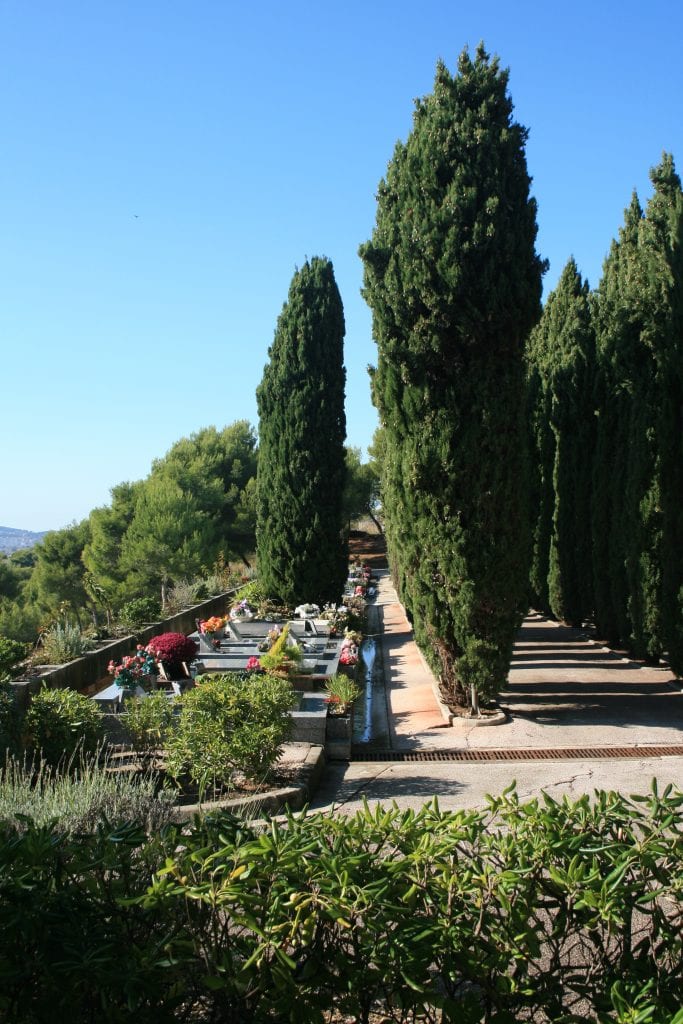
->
[11,590,237,708]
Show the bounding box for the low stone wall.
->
[12,590,237,706]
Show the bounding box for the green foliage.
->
[24,686,104,767]
[0,681,22,759]
[258,623,302,674]
[0,636,28,676]
[0,818,181,1023]
[256,256,348,607]
[117,594,162,630]
[341,446,381,530]
[37,621,93,664]
[123,692,176,764]
[0,785,682,1021]
[592,157,683,668]
[360,45,545,706]
[165,672,296,793]
[28,520,93,626]
[0,751,176,835]
[324,672,360,713]
[526,258,595,625]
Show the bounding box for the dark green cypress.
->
[624,155,683,664]
[360,46,545,707]
[591,195,643,645]
[256,257,347,607]
[526,259,595,626]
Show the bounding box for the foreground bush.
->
[24,686,104,766]
[1,785,682,1022]
[165,672,296,794]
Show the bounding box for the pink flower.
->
[245,656,262,672]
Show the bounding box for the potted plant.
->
[146,633,198,679]
[324,674,360,760]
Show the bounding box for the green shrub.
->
[0,785,682,1022]
[123,692,176,765]
[0,636,28,677]
[0,681,22,759]
[117,595,162,630]
[25,686,104,766]
[0,751,177,835]
[37,622,92,664]
[0,818,183,1023]
[162,579,201,614]
[166,672,296,793]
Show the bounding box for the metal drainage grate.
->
[350,745,683,763]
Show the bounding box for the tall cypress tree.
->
[256,257,347,607]
[360,45,545,708]
[624,155,683,664]
[526,259,595,626]
[591,195,643,645]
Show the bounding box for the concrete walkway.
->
[310,568,683,813]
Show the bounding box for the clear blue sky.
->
[2,0,681,532]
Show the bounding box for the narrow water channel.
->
[356,638,376,743]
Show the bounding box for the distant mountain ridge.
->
[0,526,47,553]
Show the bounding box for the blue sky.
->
[2,0,681,531]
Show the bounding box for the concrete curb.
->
[171,744,327,822]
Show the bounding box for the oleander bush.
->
[24,685,104,767]
[1,784,682,1022]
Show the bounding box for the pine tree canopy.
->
[256,257,347,607]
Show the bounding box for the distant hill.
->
[0,526,47,554]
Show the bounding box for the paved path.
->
[310,568,683,813]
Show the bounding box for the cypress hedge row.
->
[533,156,682,672]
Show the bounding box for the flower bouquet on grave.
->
[230,598,256,622]
[339,636,359,668]
[245,655,264,673]
[294,602,321,619]
[198,615,227,648]
[258,625,282,652]
[108,645,158,695]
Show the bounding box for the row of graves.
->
[93,562,377,714]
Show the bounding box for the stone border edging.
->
[171,744,326,822]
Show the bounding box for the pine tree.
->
[526,259,595,626]
[360,45,545,708]
[256,257,347,607]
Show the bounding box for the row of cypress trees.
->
[528,155,683,675]
[255,45,681,707]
